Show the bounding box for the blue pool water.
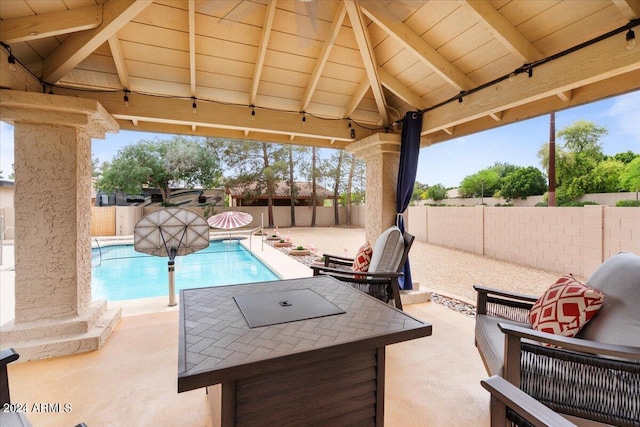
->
[92,241,279,301]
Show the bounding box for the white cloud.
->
[605,92,640,143]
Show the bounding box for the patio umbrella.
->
[208,211,253,242]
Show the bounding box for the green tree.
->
[500,167,547,202]
[459,169,500,198]
[611,150,638,164]
[588,159,625,193]
[427,184,447,201]
[538,120,608,203]
[620,157,640,205]
[96,137,221,204]
[411,182,429,205]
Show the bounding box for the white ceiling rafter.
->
[250,0,278,106]
[300,3,347,112]
[462,0,543,63]
[344,0,389,127]
[42,0,153,84]
[107,35,131,91]
[0,5,103,44]
[360,0,475,92]
[378,67,430,110]
[189,1,197,97]
[345,79,371,118]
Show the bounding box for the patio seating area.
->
[1,226,588,426]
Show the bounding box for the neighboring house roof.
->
[228,181,334,199]
[0,180,15,187]
[446,188,460,199]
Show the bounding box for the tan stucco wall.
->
[14,124,92,321]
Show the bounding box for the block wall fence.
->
[407,206,640,278]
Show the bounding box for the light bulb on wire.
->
[626,28,636,50]
[251,105,256,120]
[123,91,130,107]
[192,97,197,114]
[302,112,306,126]
[8,54,16,72]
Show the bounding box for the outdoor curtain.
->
[396,111,423,290]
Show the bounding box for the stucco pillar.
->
[0,90,122,360]
[346,133,401,244]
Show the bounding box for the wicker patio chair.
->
[310,226,414,310]
[474,252,640,426]
[481,375,577,427]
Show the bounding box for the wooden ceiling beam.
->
[42,0,153,84]
[344,0,389,127]
[189,0,196,97]
[360,0,475,91]
[0,5,102,44]
[52,89,368,143]
[250,0,277,106]
[463,0,543,62]
[300,3,346,112]
[115,119,352,149]
[421,35,640,136]
[378,67,430,110]
[344,79,370,118]
[613,0,640,19]
[107,35,131,91]
[424,69,640,147]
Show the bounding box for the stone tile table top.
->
[178,275,432,393]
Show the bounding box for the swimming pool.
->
[92,240,279,301]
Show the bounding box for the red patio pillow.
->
[529,275,604,339]
[352,242,373,273]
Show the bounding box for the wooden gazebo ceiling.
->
[1,0,639,149]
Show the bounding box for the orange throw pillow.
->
[352,242,372,273]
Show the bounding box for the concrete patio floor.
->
[1,225,569,426]
[5,301,488,427]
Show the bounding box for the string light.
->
[301,112,306,126]
[627,28,636,50]
[123,90,130,107]
[508,72,516,82]
[458,93,464,108]
[350,128,355,139]
[348,118,352,128]
[8,53,16,72]
[192,97,197,114]
[250,105,256,120]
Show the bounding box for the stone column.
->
[0,90,121,360]
[346,133,401,244]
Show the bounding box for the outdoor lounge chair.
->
[310,226,414,310]
[474,252,640,426]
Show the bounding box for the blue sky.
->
[1,91,638,186]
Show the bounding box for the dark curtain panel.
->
[396,111,423,290]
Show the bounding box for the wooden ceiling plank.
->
[250,0,278,105]
[0,4,102,44]
[422,35,640,135]
[378,67,430,110]
[489,111,502,121]
[42,0,153,84]
[612,0,640,20]
[107,35,131,91]
[344,0,389,126]
[462,0,543,63]
[360,0,475,92]
[300,3,347,111]
[189,0,196,96]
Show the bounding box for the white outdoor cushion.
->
[368,226,404,273]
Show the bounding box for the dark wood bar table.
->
[178,275,432,427]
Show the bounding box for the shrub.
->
[616,199,640,207]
